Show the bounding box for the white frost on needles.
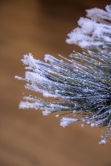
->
[60,117,78,127]
[66,5,111,53]
[16,5,111,145]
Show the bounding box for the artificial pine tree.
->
[15,5,111,144]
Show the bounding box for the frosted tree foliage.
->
[15,5,111,144]
[66,5,111,54]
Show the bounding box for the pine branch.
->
[15,5,111,144]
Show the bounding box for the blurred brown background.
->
[1,0,111,166]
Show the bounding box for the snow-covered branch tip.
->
[15,5,111,145]
[66,5,111,54]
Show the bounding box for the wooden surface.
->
[0,0,111,166]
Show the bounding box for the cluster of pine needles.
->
[15,5,111,144]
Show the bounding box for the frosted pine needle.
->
[15,5,111,144]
